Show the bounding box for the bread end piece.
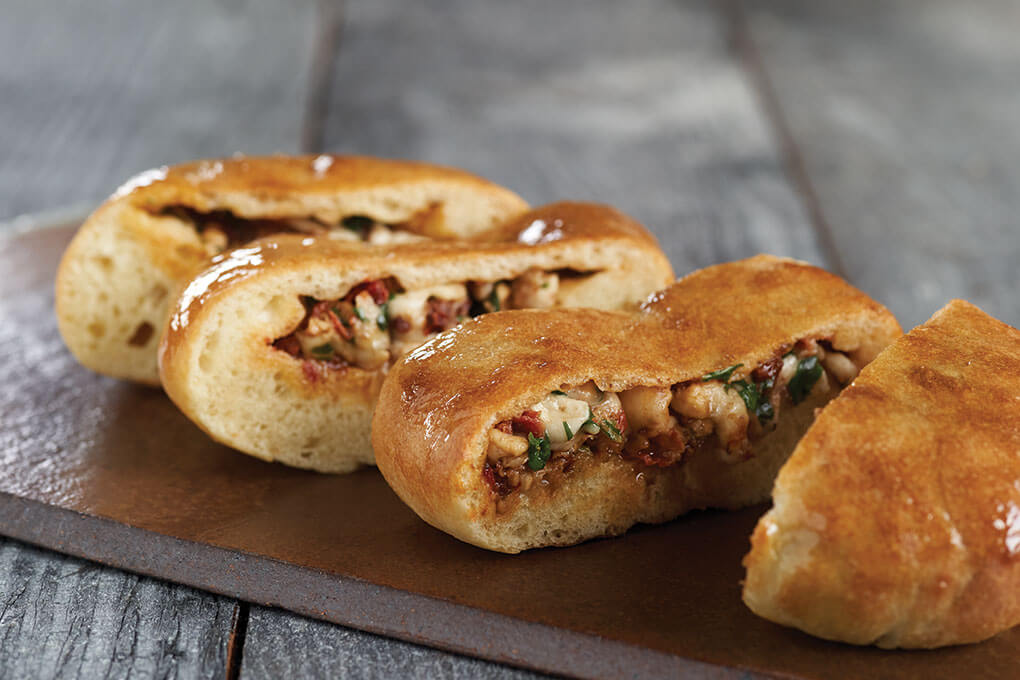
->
[56,155,530,384]
[743,299,1020,648]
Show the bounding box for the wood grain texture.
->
[240,606,544,679]
[0,0,319,221]
[321,0,825,275]
[742,0,1020,329]
[0,537,235,679]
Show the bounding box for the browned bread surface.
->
[56,154,530,384]
[158,202,674,473]
[743,300,1020,648]
[373,255,902,552]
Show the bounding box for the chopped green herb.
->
[310,343,334,358]
[727,380,760,413]
[702,363,743,383]
[581,407,600,434]
[726,377,776,424]
[788,356,823,404]
[527,433,552,470]
[342,215,373,232]
[353,306,367,322]
[783,350,796,359]
[563,422,574,440]
[551,389,566,396]
[600,419,623,443]
[488,287,502,312]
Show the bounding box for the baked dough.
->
[743,299,1020,648]
[158,202,674,473]
[373,255,901,552]
[56,154,529,385]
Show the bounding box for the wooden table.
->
[2,0,1017,677]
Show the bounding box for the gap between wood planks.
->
[226,601,251,680]
[302,0,346,154]
[718,0,849,279]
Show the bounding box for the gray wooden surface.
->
[0,538,235,679]
[1,0,1018,677]
[742,0,1020,329]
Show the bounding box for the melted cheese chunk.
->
[822,351,859,385]
[335,292,389,369]
[387,283,469,356]
[388,284,467,325]
[671,381,749,450]
[366,224,428,245]
[619,386,676,434]
[510,268,559,309]
[532,393,591,445]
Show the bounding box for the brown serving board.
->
[2,223,1018,679]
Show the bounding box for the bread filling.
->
[271,268,591,373]
[160,207,433,255]
[483,340,861,513]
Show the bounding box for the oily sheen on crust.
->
[158,202,675,473]
[56,154,530,385]
[373,255,902,553]
[743,300,1020,648]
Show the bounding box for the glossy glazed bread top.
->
[158,202,674,473]
[744,300,1020,648]
[56,154,529,384]
[373,255,902,552]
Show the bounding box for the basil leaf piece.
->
[563,422,573,440]
[580,407,600,435]
[488,287,501,312]
[600,419,623,443]
[727,378,778,424]
[310,343,334,358]
[527,433,552,471]
[377,301,390,331]
[726,380,759,413]
[551,389,566,396]
[353,306,367,322]
[342,215,373,232]
[788,356,823,404]
[702,363,743,383]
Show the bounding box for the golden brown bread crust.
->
[158,202,674,473]
[743,300,1020,648]
[373,255,902,552]
[55,154,530,385]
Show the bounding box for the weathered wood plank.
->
[742,0,1020,329]
[321,0,825,275]
[240,606,544,679]
[0,537,236,679]
[0,0,319,221]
